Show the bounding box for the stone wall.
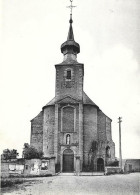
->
[105,166,122,175]
[106,117,112,141]
[124,159,140,172]
[109,141,115,160]
[55,64,84,101]
[24,158,55,176]
[24,159,41,176]
[30,111,43,152]
[1,158,55,177]
[83,105,98,166]
[97,110,106,141]
[43,106,55,157]
[1,160,24,177]
[1,163,9,177]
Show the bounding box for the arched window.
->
[66,70,71,79]
[66,134,70,145]
[106,146,111,158]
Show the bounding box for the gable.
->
[57,96,80,104]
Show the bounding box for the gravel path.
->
[1,173,140,195]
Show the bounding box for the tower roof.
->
[67,17,74,41]
[61,14,80,55]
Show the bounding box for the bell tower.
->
[55,12,84,102]
[53,2,84,168]
[30,0,116,174]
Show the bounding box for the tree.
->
[22,143,43,159]
[1,149,19,160]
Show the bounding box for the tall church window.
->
[66,70,71,79]
[66,134,70,145]
[62,106,75,132]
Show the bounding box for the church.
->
[30,7,116,173]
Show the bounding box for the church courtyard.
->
[1,173,139,195]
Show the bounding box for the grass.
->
[1,174,52,188]
[1,178,25,188]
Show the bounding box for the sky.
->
[0,0,140,159]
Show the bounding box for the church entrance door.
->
[63,149,74,172]
[97,158,104,172]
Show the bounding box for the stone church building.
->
[30,13,115,173]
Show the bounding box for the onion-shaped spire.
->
[61,13,80,60]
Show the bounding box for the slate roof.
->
[33,93,112,121]
[43,91,98,108]
[44,97,56,106]
[83,92,98,107]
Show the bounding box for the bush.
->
[1,149,19,160]
[22,143,43,159]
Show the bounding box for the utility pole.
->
[118,117,122,170]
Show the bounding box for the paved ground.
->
[1,173,140,195]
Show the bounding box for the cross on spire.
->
[67,0,76,16]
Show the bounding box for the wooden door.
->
[63,149,74,172]
[97,158,104,172]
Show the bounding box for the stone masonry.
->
[30,13,116,172]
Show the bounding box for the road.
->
[1,173,140,195]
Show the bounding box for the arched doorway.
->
[97,158,104,172]
[63,149,74,172]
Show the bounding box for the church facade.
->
[30,14,115,173]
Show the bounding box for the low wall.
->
[1,157,55,178]
[105,167,122,175]
[24,158,55,176]
[1,163,9,178]
[124,159,140,173]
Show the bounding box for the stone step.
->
[58,172,75,176]
[80,172,104,176]
[57,172,104,176]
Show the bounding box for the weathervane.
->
[67,0,76,16]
